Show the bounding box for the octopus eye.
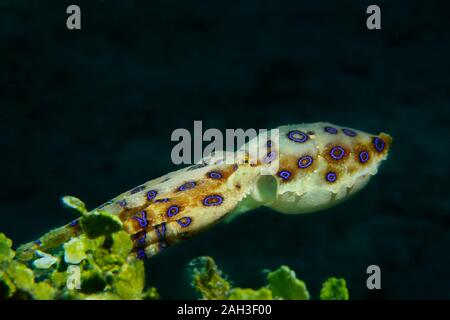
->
[203,195,223,206]
[287,130,309,143]
[298,155,313,168]
[324,126,338,134]
[359,151,370,163]
[342,128,357,137]
[373,137,385,152]
[208,171,222,179]
[177,217,192,227]
[178,181,196,191]
[167,205,180,217]
[278,170,292,180]
[130,185,146,194]
[325,171,337,183]
[330,146,345,160]
[147,190,158,201]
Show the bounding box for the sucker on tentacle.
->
[21,122,392,260]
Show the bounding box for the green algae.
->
[80,210,123,239]
[228,288,273,300]
[0,196,158,300]
[0,229,153,300]
[319,277,349,300]
[33,250,59,269]
[1,196,349,300]
[0,233,15,263]
[64,237,87,264]
[188,256,348,300]
[188,256,232,300]
[61,195,89,216]
[267,265,309,300]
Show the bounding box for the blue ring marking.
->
[156,222,167,240]
[263,151,276,163]
[137,249,146,260]
[117,199,127,208]
[278,170,292,180]
[373,137,385,152]
[34,239,42,246]
[167,205,180,217]
[342,128,357,137]
[178,181,196,191]
[330,146,345,160]
[208,171,222,179]
[298,155,313,168]
[132,210,148,228]
[69,220,79,227]
[147,190,158,201]
[177,217,192,227]
[266,140,272,148]
[326,172,337,183]
[137,233,146,246]
[287,130,309,143]
[130,185,146,194]
[359,151,370,163]
[203,195,224,206]
[324,126,338,134]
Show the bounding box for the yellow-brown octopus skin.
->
[31,122,393,260]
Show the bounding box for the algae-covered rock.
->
[0,196,159,300]
[267,265,310,300]
[84,292,123,300]
[228,288,273,300]
[112,258,145,299]
[0,269,16,299]
[319,277,349,300]
[7,260,35,293]
[111,231,134,262]
[0,233,15,263]
[64,237,87,264]
[3,260,56,299]
[33,250,59,269]
[142,287,160,300]
[188,256,231,300]
[32,281,57,300]
[61,196,89,216]
[187,257,343,300]
[80,210,123,239]
[81,269,107,294]
[49,270,67,289]
[1,193,351,300]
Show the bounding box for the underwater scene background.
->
[1,0,449,299]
